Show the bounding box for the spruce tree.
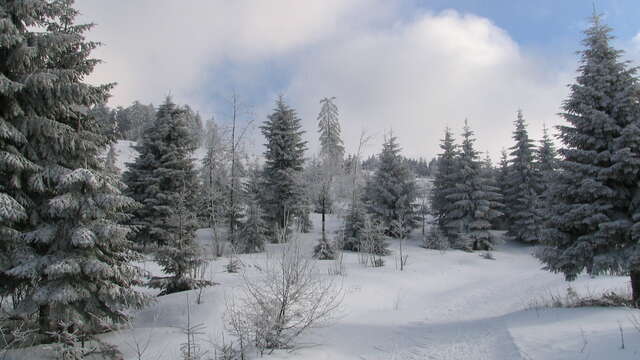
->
[536,14,640,304]
[1,0,150,335]
[238,162,267,253]
[124,98,206,294]
[318,97,345,166]
[363,134,417,237]
[445,121,503,250]
[503,110,541,243]
[430,127,458,236]
[534,125,558,229]
[494,149,510,229]
[123,97,200,248]
[260,97,307,242]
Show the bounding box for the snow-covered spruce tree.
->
[123,97,200,248]
[150,181,211,295]
[104,144,119,176]
[533,125,558,229]
[445,121,503,251]
[238,162,267,253]
[503,110,541,243]
[117,101,156,141]
[259,97,308,242]
[536,14,640,304]
[123,98,207,294]
[318,97,345,168]
[493,148,510,230]
[363,134,417,237]
[429,127,458,237]
[1,0,150,335]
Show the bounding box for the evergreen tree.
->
[318,97,345,166]
[363,134,417,237]
[1,0,150,334]
[494,148,510,229]
[343,202,367,251]
[503,110,541,243]
[117,101,156,141]
[430,127,458,235]
[238,162,267,253]
[260,97,308,242]
[104,143,120,175]
[123,97,200,247]
[534,125,558,229]
[445,121,503,250]
[123,97,205,294]
[536,14,640,304]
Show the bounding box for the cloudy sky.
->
[76,0,640,160]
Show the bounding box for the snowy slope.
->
[92,213,640,360]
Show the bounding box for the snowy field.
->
[91,214,639,360]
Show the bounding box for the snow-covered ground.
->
[95,213,639,360]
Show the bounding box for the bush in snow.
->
[225,240,342,354]
[313,234,337,260]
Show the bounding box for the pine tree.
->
[536,14,640,304]
[363,134,417,237]
[123,97,200,248]
[430,127,458,236]
[104,143,120,175]
[238,162,267,253]
[343,202,367,251]
[1,0,150,335]
[534,125,558,229]
[503,110,541,243]
[494,148,510,229]
[260,97,308,242]
[445,121,503,250]
[318,97,345,166]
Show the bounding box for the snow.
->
[7,211,637,359]
[87,212,640,360]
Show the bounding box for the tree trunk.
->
[39,303,51,335]
[631,270,640,307]
[321,197,326,241]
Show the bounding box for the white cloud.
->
[78,2,572,160]
[77,0,392,110]
[285,10,571,159]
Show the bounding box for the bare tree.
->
[225,240,342,355]
[221,91,254,247]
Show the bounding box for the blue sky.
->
[79,0,640,159]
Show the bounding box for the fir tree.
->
[363,133,417,237]
[342,202,367,251]
[503,110,541,243]
[536,14,640,304]
[318,97,345,167]
[1,0,150,334]
[445,121,503,250]
[238,162,267,253]
[534,125,558,229]
[260,97,308,242]
[494,148,510,229]
[104,143,120,175]
[123,97,200,248]
[430,127,458,236]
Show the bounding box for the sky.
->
[76,0,640,160]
